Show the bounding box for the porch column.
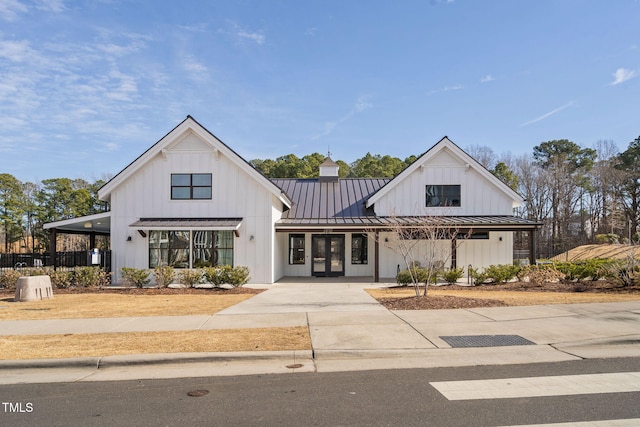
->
[374,231,379,282]
[529,229,537,265]
[451,237,457,269]
[49,228,57,270]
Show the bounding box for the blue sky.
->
[1,0,638,183]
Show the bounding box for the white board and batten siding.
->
[372,147,515,217]
[370,143,521,273]
[105,128,284,284]
[281,232,375,278]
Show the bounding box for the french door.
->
[311,235,345,277]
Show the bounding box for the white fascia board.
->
[43,211,111,230]
[366,137,524,208]
[97,117,291,209]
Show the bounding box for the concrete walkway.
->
[1,280,639,383]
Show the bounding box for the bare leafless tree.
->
[370,212,470,297]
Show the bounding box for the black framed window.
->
[289,234,305,264]
[149,230,233,268]
[426,185,461,207]
[351,234,368,264]
[171,173,212,200]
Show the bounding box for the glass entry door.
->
[312,235,345,277]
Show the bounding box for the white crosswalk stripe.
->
[508,419,640,426]
[430,371,640,400]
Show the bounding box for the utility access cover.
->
[440,335,535,348]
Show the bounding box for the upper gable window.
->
[426,185,460,207]
[171,173,212,200]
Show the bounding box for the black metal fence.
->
[0,251,111,273]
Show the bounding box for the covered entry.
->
[312,234,345,277]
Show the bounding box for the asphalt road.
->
[1,358,639,426]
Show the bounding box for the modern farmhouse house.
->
[45,116,539,284]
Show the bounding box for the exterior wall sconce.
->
[126,236,132,241]
[249,235,255,241]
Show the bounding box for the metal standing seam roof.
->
[271,178,389,221]
[271,178,540,230]
[130,218,243,229]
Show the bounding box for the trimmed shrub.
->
[121,267,151,288]
[178,269,204,287]
[487,264,521,283]
[49,269,73,288]
[0,269,22,290]
[202,265,230,286]
[227,265,250,287]
[74,267,110,288]
[468,267,489,286]
[396,267,428,285]
[442,267,464,284]
[153,265,175,288]
[202,265,251,287]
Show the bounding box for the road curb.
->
[0,350,314,370]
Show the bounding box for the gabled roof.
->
[272,178,389,225]
[98,116,292,208]
[365,136,524,208]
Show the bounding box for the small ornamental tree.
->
[371,212,470,297]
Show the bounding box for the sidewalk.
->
[1,281,639,383]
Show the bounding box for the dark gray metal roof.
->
[271,178,389,221]
[130,217,242,229]
[271,177,540,230]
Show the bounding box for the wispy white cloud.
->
[0,0,28,21]
[480,74,494,83]
[428,84,463,95]
[183,54,208,81]
[222,21,266,45]
[520,101,574,126]
[312,96,373,140]
[178,22,208,33]
[609,67,636,86]
[102,142,120,152]
[0,39,36,62]
[35,0,65,13]
[237,30,265,44]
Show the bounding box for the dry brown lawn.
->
[0,327,311,360]
[0,293,254,320]
[0,290,315,360]
[1,284,638,360]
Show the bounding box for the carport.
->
[43,212,111,269]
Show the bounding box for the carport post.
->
[49,228,57,270]
[529,229,537,265]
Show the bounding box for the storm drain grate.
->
[440,335,535,348]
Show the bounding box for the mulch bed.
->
[377,280,640,310]
[378,295,508,310]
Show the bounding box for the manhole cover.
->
[187,390,209,397]
[440,335,535,348]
